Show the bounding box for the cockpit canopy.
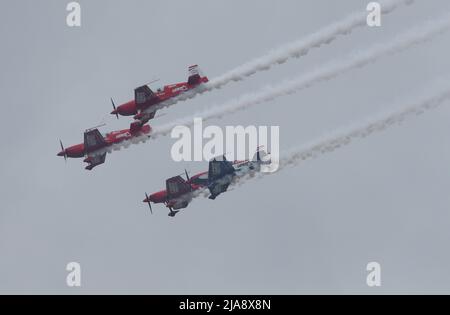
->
[156,86,165,93]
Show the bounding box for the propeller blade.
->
[145,193,153,214]
[59,139,67,161]
[185,169,190,182]
[111,98,119,119]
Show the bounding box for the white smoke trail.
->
[150,11,450,138]
[208,0,414,89]
[142,76,450,203]
[136,78,450,205]
[142,0,413,115]
[108,10,450,153]
[232,78,450,188]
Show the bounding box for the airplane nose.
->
[143,197,153,203]
[143,194,151,203]
[110,109,118,115]
[143,194,156,203]
[57,150,65,157]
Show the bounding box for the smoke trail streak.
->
[149,12,450,139]
[208,0,413,89]
[110,10,450,152]
[231,79,450,188]
[157,80,450,209]
[141,0,413,115]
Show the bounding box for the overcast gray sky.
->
[1,0,450,294]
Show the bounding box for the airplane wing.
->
[84,129,107,153]
[85,152,106,171]
[135,85,157,111]
[166,176,192,199]
[208,178,232,200]
[165,175,193,210]
[147,110,156,120]
[207,158,236,199]
[208,158,235,180]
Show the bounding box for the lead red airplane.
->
[57,121,151,170]
[110,65,209,124]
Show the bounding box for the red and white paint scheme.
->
[57,121,151,170]
[110,65,209,124]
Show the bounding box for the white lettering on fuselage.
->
[115,132,131,140]
[172,85,188,93]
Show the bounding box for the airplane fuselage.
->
[112,77,209,119]
[58,124,151,159]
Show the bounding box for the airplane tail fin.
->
[130,121,141,134]
[253,147,271,164]
[187,65,203,85]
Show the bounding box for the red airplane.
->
[143,148,271,217]
[110,65,209,124]
[57,121,151,170]
[144,170,201,217]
